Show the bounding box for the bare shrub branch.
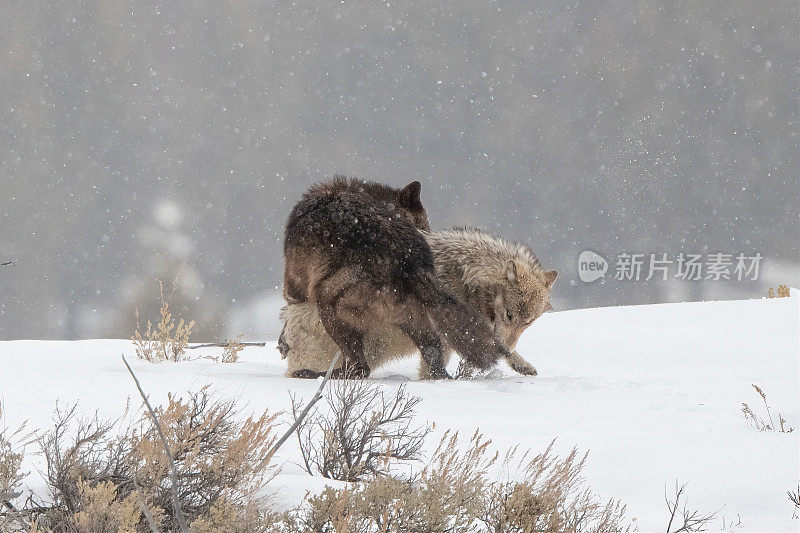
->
[132,473,162,533]
[187,340,267,349]
[123,354,190,533]
[665,480,718,533]
[37,403,132,522]
[271,353,339,461]
[789,485,799,519]
[295,377,429,481]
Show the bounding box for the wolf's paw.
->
[508,359,538,376]
[505,350,538,377]
[431,369,453,380]
[290,369,325,379]
[333,361,371,379]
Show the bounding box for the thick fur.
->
[279,227,557,378]
[282,178,509,378]
[426,228,558,354]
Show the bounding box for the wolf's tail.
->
[412,272,509,370]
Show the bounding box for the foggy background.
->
[1,1,798,341]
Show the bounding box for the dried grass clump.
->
[767,285,791,298]
[220,335,246,363]
[21,390,277,532]
[742,384,793,433]
[294,430,633,533]
[131,263,259,365]
[66,480,141,533]
[293,379,429,482]
[132,271,195,362]
[0,438,24,504]
[131,272,250,364]
[189,496,279,533]
[132,293,195,362]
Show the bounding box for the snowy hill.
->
[1,294,798,531]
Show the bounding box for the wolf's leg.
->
[316,300,370,379]
[400,323,451,380]
[418,356,433,380]
[506,350,538,376]
[418,347,453,379]
[312,268,374,378]
[393,298,451,380]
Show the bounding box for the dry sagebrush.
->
[0,405,26,500]
[479,439,629,533]
[288,430,633,533]
[129,388,278,529]
[220,334,246,363]
[132,277,248,364]
[21,389,277,532]
[5,376,635,532]
[0,402,30,532]
[132,266,195,363]
[132,289,195,363]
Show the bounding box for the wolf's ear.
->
[505,260,518,283]
[543,269,558,288]
[398,181,423,211]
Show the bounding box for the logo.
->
[578,251,608,283]
[576,251,763,282]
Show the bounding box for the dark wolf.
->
[283,177,509,378]
[280,227,557,378]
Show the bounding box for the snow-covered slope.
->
[1,294,798,531]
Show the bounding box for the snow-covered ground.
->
[1,294,798,531]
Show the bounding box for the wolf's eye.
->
[506,309,513,320]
